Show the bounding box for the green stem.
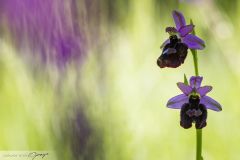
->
[190,19,203,160]
[191,49,199,76]
[196,129,203,160]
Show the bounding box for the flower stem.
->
[191,49,199,76]
[196,129,203,160]
[190,19,203,160]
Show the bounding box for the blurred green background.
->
[0,0,240,159]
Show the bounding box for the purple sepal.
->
[197,86,212,97]
[167,94,188,109]
[200,96,222,111]
[183,34,205,50]
[172,10,186,30]
[179,24,194,37]
[190,76,203,88]
[177,82,192,95]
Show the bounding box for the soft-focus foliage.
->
[0,0,240,159]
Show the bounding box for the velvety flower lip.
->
[157,35,188,68]
[167,76,222,111]
[180,95,207,129]
[161,10,205,50]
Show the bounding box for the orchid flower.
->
[157,10,205,68]
[167,76,222,129]
[162,10,205,50]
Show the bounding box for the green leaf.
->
[184,74,188,85]
[190,19,195,35]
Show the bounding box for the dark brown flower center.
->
[157,35,188,68]
[180,95,207,129]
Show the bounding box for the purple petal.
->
[167,94,188,109]
[165,27,178,34]
[197,86,212,96]
[177,82,192,95]
[182,34,205,50]
[179,24,194,37]
[190,76,203,89]
[172,10,186,30]
[200,96,222,111]
[160,39,170,49]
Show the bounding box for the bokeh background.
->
[0,0,239,159]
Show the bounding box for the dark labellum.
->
[157,35,188,68]
[180,95,207,129]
